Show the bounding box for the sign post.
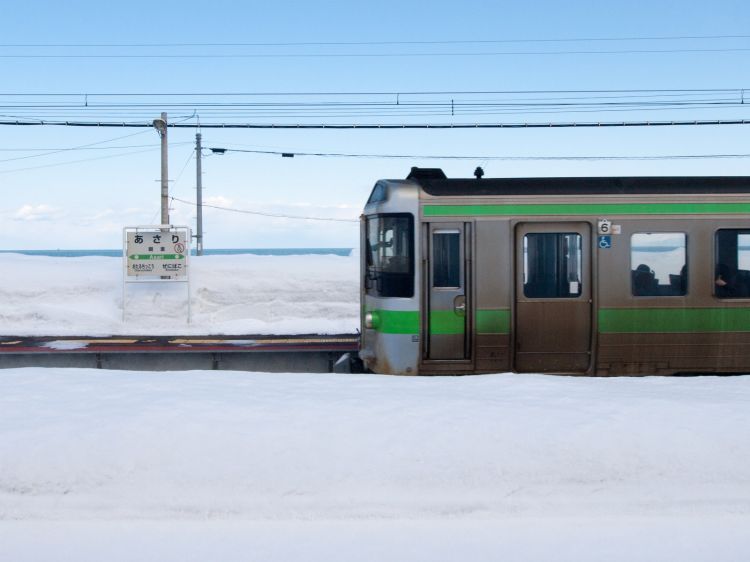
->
[123,225,191,322]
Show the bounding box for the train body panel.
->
[360,168,750,375]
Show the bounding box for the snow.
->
[0,253,359,336]
[1,253,749,560]
[1,369,749,560]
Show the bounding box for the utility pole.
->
[152,112,169,225]
[195,132,204,255]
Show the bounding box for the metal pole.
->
[160,112,169,226]
[122,228,127,322]
[195,132,204,255]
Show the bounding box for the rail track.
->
[0,334,360,372]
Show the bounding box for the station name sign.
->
[125,227,189,278]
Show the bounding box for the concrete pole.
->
[195,132,204,255]
[159,112,169,226]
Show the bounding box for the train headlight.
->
[365,311,380,330]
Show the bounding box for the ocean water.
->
[0,248,353,258]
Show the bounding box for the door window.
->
[715,229,750,298]
[433,230,461,288]
[523,233,582,298]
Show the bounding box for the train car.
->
[358,167,750,375]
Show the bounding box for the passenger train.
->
[358,167,750,375]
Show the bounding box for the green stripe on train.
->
[367,310,420,334]
[599,308,750,333]
[370,308,750,334]
[429,310,465,335]
[367,309,509,335]
[424,202,750,217]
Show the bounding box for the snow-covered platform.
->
[1,369,749,561]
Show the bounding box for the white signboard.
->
[122,225,191,323]
[125,227,189,278]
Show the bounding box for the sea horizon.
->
[0,248,354,258]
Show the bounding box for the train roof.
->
[404,167,750,196]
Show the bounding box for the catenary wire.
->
[1,118,749,128]
[170,196,359,223]
[0,143,172,152]
[0,147,157,174]
[207,147,750,161]
[0,88,744,97]
[2,48,750,58]
[2,34,749,47]
[0,142,192,163]
[0,129,155,163]
[0,99,743,110]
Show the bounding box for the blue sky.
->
[1,0,749,249]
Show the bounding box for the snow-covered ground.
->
[0,253,359,336]
[1,369,749,561]
[1,253,749,560]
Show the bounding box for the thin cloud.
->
[13,204,63,222]
[205,195,233,207]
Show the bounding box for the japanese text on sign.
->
[125,228,189,278]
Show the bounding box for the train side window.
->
[432,230,460,288]
[631,233,686,297]
[523,233,582,298]
[714,229,750,299]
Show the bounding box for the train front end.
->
[359,179,420,375]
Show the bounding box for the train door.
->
[514,222,592,373]
[423,222,472,365]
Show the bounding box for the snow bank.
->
[0,253,359,336]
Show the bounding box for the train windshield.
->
[365,214,414,298]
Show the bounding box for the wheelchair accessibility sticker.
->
[598,235,612,249]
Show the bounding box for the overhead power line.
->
[209,147,750,161]
[1,99,744,109]
[1,89,746,122]
[1,118,749,129]
[2,48,750,58]
[0,142,195,164]
[0,143,164,152]
[0,88,744,96]
[2,34,749,47]
[170,196,358,223]
[0,147,157,174]
[0,128,154,163]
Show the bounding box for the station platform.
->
[0,334,360,372]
